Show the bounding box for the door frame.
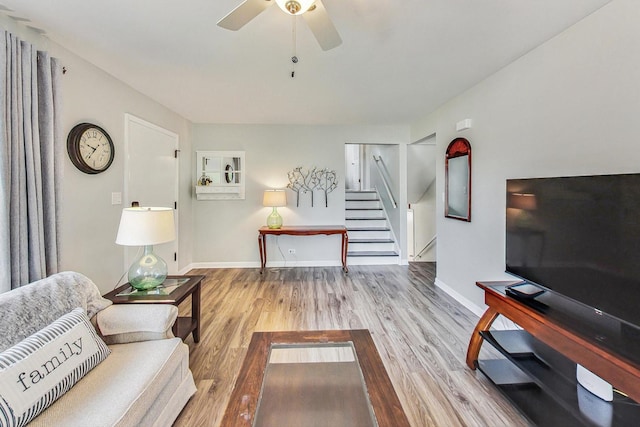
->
[123,113,180,273]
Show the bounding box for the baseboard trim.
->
[434,277,521,330]
[178,265,195,275]
[434,278,485,318]
[181,260,343,271]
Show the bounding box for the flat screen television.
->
[506,173,640,330]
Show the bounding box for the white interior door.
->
[345,143,361,190]
[124,114,179,275]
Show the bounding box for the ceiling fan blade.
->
[217,0,273,31]
[302,0,342,51]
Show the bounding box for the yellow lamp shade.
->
[263,190,287,207]
[115,207,175,246]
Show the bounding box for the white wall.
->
[0,19,197,294]
[190,124,408,267]
[407,141,436,204]
[0,16,192,293]
[410,0,640,311]
[53,43,193,294]
[407,141,437,261]
[412,182,437,262]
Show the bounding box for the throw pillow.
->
[0,308,111,427]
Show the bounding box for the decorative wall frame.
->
[195,150,245,200]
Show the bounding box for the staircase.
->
[346,190,400,265]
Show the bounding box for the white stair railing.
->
[415,235,437,259]
[372,155,397,208]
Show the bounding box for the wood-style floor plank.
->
[173,264,529,427]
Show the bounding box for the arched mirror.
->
[445,137,471,221]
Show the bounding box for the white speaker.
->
[576,364,613,402]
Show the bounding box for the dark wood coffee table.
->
[103,275,204,342]
[221,329,409,427]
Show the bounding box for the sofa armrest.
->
[95,304,178,344]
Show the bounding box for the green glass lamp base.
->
[128,245,168,290]
[267,207,283,229]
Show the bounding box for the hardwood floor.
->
[173,263,529,427]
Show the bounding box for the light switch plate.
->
[111,192,122,205]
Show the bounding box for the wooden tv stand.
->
[467,281,640,426]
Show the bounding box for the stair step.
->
[347,251,399,257]
[345,198,380,202]
[347,219,387,228]
[349,238,394,243]
[349,239,396,251]
[345,208,382,210]
[346,200,381,209]
[347,227,390,231]
[348,229,392,239]
[346,217,386,221]
[345,209,384,219]
[345,190,379,201]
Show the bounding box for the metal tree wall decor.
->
[286,167,308,207]
[286,166,338,207]
[315,168,338,207]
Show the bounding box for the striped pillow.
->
[0,307,111,427]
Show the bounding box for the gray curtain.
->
[0,31,63,292]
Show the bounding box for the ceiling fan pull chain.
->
[291,15,298,78]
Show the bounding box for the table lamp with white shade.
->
[263,189,287,229]
[116,206,175,290]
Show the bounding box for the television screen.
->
[506,173,640,329]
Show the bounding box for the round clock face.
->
[67,123,115,174]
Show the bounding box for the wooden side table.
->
[103,275,204,342]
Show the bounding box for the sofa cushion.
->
[27,338,192,427]
[0,272,112,352]
[96,304,178,344]
[0,308,111,427]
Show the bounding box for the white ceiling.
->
[0,0,610,125]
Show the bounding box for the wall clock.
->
[67,123,115,174]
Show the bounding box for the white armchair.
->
[96,304,179,344]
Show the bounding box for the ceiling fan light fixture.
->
[275,0,315,15]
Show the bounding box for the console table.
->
[467,281,640,425]
[258,225,348,274]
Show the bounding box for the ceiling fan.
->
[217,0,342,51]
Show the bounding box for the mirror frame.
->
[445,137,472,222]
